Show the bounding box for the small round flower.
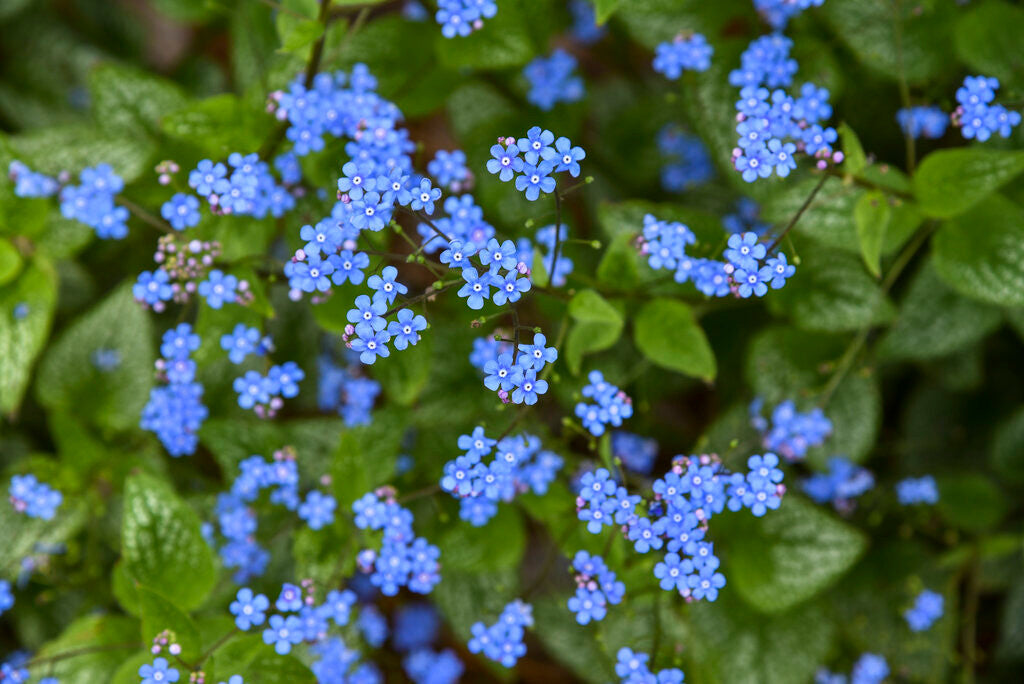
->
[541,136,586,178]
[298,490,337,530]
[138,657,180,684]
[490,270,531,305]
[300,221,342,256]
[367,265,408,305]
[330,249,370,285]
[516,332,557,371]
[510,367,547,405]
[160,193,201,230]
[410,178,442,214]
[457,267,492,310]
[517,126,556,164]
[262,614,303,655]
[763,253,795,289]
[350,328,391,365]
[198,269,238,309]
[735,145,773,183]
[767,138,797,177]
[479,238,518,273]
[440,239,477,269]
[487,143,524,182]
[734,266,768,298]
[230,588,270,630]
[134,270,173,306]
[567,587,607,625]
[654,552,691,592]
[515,161,557,201]
[387,308,427,350]
[724,231,766,271]
[347,294,388,337]
[220,324,262,364]
[483,353,517,392]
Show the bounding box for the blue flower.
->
[133,269,173,306]
[440,239,476,269]
[517,127,556,165]
[220,324,262,364]
[139,657,180,684]
[350,191,390,231]
[428,149,469,188]
[541,136,586,178]
[330,250,370,285]
[490,270,531,305]
[337,160,377,200]
[734,266,768,298]
[767,138,797,177]
[523,50,585,110]
[479,238,518,273]
[300,220,343,256]
[298,491,337,530]
[234,371,270,409]
[350,329,391,365]
[387,308,427,350]
[654,552,691,592]
[198,270,238,309]
[161,323,200,359]
[262,614,303,655]
[627,516,666,553]
[510,367,547,405]
[290,254,335,293]
[487,143,523,182]
[734,145,773,182]
[160,193,201,230]
[483,352,517,392]
[189,159,230,196]
[904,589,944,632]
[514,161,557,201]
[517,333,557,370]
[653,33,713,79]
[458,267,491,310]
[347,294,388,336]
[567,587,607,625]
[764,253,795,289]
[724,231,765,271]
[409,178,442,214]
[688,565,726,601]
[367,265,408,305]
[268,361,304,398]
[230,588,269,630]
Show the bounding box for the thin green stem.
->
[765,172,828,254]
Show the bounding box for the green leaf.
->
[688,593,835,684]
[330,408,405,507]
[633,297,716,381]
[932,194,1024,306]
[913,148,1024,219]
[596,231,641,290]
[35,615,141,684]
[954,0,1024,88]
[276,0,324,54]
[35,283,155,431]
[209,635,316,684]
[435,2,535,69]
[161,95,275,158]
[121,472,216,611]
[746,327,881,463]
[991,406,1024,484]
[150,0,217,22]
[714,496,867,613]
[854,191,890,277]
[0,258,56,415]
[936,473,1008,533]
[565,289,624,374]
[822,0,955,84]
[591,0,622,23]
[371,330,433,405]
[839,122,867,176]
[0,494,87,582]
[438,505,526,572]
[201,417,345,476]
[88,63,188,139]
[767,245,896,332]
[138,586,201,661]
[431,567,519,641]
[877,259,1002,361]
[0,237,22,285]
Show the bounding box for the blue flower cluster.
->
[58,163,129,239]
[723,197,770,235]
[580,452,786,602]
[616,647,686,683]
[895,475,938,505]
[569,0,604,44]
[515,224,575,287]
[658,124,714,192]
[187,153,294,218]
[141,324,208,457]
[417,194,492,251]
[160,192,201,230]
[480,332,556,404]
[487,127,585,201]
[440,428,563,526]
[427,149,470,191]
[435,0,496,38]
[318,352,381,426]
[953,75,1021,141]
[468,599,533,668]
[753,0,825,29]
[896,106,948,140]
[730,34,841,181]
[803,457,874,512]
[576,370,633,436]
[0,581,12,617]
[905,589,943,632]
[447,237,533,312]
[220,324,272,364]
[232,361,305,417]
[8,474,62,520]
[404,648,463,684]
[523,49,584,110]
[8,160,58,197]
[611,430,659,475]
[209,449,333,582]
[344,284,426,367]
[652,33,713,79]
[568,551,624,625]
[133,234,225,312]
[252,583,355,656]
[750,397,832,461]
[817,653,889,684]
[352,489,441,596]
[728,231,796,297]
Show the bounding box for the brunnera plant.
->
[1,0,1024,683]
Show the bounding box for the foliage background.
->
[2,0,1024,682]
